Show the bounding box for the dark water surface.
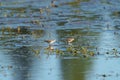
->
[1,0,120,80]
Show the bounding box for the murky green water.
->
[1,0,120,80]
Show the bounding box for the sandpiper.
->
[44,39,56,44]
[67,38,74,43]
[51,0,58,7]
[39,8,44,14]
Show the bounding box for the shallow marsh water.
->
[1,0,120,80]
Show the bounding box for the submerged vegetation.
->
[1,26,119,59]
[0,24,120,58]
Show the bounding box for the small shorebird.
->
[67,38,74,43]
[39,8,44,14]
[44,39,56,44]
[51,0,58,7]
